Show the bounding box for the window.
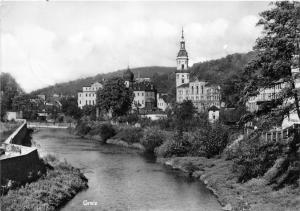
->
[182,79,184,83]
[201,86,204,94]
[177,75,179,79]
[196,86,199,94]
[182,64,184,70]
[191,86,194,94]
[79,100,81,104]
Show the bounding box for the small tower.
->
[123,66,134,88]
[176,28,190,87]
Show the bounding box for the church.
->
[175,29,221,112]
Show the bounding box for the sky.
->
[1,1,271,92]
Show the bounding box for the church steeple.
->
[176,28,189,71]
[176,28,190,87]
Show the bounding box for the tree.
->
[242,1,300,124]
[96,77,134,117]
[61,97,82,120]
[0,73,23,120]
[173,100,196,133]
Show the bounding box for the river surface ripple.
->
[32,128,221,211]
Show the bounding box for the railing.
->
[27,122,75,129]
[245,123,300,142]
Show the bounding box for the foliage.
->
[0,159,88,211]
[75,120,91,136]
[173,100,196,133]
[96,77,134,117]
[242,1,300,122]
[190,52,256,107]
[186,123,229,158]
[117,113,139,124]
[0,73,23,120]
[98,124,116,142]
[232,132,284,182]
[82,105,97,121]
[61,97,82,120]
[140,127,165,153]
[155,132,191,158]
[112,127,143,144]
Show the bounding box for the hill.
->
[31,66,175,97]
[31,52,256,106]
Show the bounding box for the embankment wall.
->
[1,121,45,185]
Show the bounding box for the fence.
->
[245,123,300,142]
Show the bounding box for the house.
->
[77,82,103,108]
[208,106,220,123]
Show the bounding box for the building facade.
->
[123,68,157,110]
[175,29,221,112]
[78,82,103,108]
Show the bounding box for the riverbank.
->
[158,156,300,211]
[0,156,88,211]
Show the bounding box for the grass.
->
[0,156,88,211]
[160,156,300,211]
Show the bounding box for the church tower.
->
[176,28,190,87]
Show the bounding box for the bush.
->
[75,121,91,136]
[117,114,139,124]
[112,127,143,144]
[99,124,116,142]
[155,133,191,158]
[186,123,229,158]
[140,127,165,153]
[232,132,284,182]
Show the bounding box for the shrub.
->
[99,124,116,142]
[140,127,165,153]
[232,132,284,182]
[185,123,229,158]
[155,133,191,158]
[118,114,139,124]
[75,121,91,136]
[112,127,143,144]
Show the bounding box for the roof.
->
[157,93,170,103]
[177,83,189,88]
[123,68,134,81]
[132,81,156,91]
[177,49,188,57]
[208,105,220,111]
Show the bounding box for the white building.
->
[123,68,157,110]
[78,82,103,108]
[157,93,169,111]
[208,106,220,123]
[175,29,221,112]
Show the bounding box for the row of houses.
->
[77,69,170,113]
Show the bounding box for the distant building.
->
[123,67,157,111]
[157,93,170,111]
[175,29,221,112]
[78,82,103,108]
[208,106,220,123]
[246,52,300,114]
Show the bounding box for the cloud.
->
[1,2,267,92]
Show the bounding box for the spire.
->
[181,27,184,39]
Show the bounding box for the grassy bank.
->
[159,156,300,211]
[0,156,88,211]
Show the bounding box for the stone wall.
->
[1,120,46,186]
[0,145,45,185]
[4,120,28,145]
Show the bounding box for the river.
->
[32,128,221,211]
